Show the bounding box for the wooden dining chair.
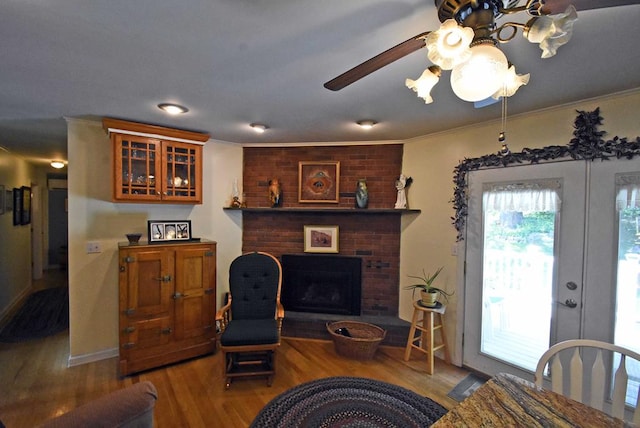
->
[534,339,640,424]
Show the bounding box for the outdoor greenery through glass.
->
[481,206,556,372]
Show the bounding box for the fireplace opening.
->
[281,254,361,315]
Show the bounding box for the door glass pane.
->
[480,182,559,372]
[165,145,197,198]
[120,140,157,196]
[615,176,640,406]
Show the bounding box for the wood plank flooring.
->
[0,331,470,427]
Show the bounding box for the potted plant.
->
[404,266,452,307]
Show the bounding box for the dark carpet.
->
[447,373,487,402]
[0,287,69,342]
[250,376,448,427]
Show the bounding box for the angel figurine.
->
[394,174,412,209]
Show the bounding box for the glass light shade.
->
[405,65,441,104]
[525,5,577,58]
[450,42,509,102]
[491,65,530,99]
[50,160,65,169]
[425,19,474,70]
[357,120,377,130]
[157,103,189,114]
[250,123,267,133]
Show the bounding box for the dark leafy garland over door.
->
[452,108,640,241]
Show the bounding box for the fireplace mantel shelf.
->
[223,207,421,215]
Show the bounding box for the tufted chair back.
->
[229,252,282,320]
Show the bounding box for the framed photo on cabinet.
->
[298,161,340,203]
[148,220,192,243]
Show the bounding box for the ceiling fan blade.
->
[324,32,430,91]
[542,0,638,14]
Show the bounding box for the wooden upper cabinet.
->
[103,118,209,204]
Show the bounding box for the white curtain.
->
[483,180,561,213]
[616,174,640,211]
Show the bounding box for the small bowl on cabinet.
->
[126,233,142,245]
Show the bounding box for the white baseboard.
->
[68,347,119,367]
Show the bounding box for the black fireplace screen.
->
[281,254,361,315]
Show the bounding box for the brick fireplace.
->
[238,144,412,346]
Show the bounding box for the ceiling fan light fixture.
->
[250,123,268,133]
[450,39,509,102]
[491,65,530,99]
[50,160,65,169]
[157,103,189,115]
[524,5,578,58]
[425,19,474,70]
[526,0,545,17]
[357,120,377,130]
[406,65,442,104]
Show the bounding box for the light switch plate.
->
[86,241,101,253]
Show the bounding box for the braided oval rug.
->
[250,376,447,427]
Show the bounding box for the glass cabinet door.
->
[115,135,161,201]
[162,142,202,203]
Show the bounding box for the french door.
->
[463,158,640,392]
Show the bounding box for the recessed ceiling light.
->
[157,103,189,115]
[250,123,268,133]
[50,160,65,169]
[357,120,377,130]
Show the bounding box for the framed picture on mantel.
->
[298,161,340,203]
[304,225,339,253]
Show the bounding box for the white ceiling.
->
[1,1,639,165]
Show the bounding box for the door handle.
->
[558,298,578,308]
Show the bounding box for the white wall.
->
[66,118,243,363]
[0,149,39,321]
[399,89,640,364]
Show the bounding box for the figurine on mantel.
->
[355,179,368,208]
[269,178,282,207]
[394,174,413,209]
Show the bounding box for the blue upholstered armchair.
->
[215,252,284,389]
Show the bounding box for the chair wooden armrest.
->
[276,302,285,332]
[215,298,232,333]
[276,302,285,320]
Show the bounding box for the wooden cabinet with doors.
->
[103,118,209,204]
[118,240,216,376]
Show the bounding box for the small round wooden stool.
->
[404,300,450,374]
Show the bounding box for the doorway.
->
[462,158,640,404]
[47,175,68,270]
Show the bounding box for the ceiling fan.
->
[324,0,636,104]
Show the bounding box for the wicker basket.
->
[326,321,386,360]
